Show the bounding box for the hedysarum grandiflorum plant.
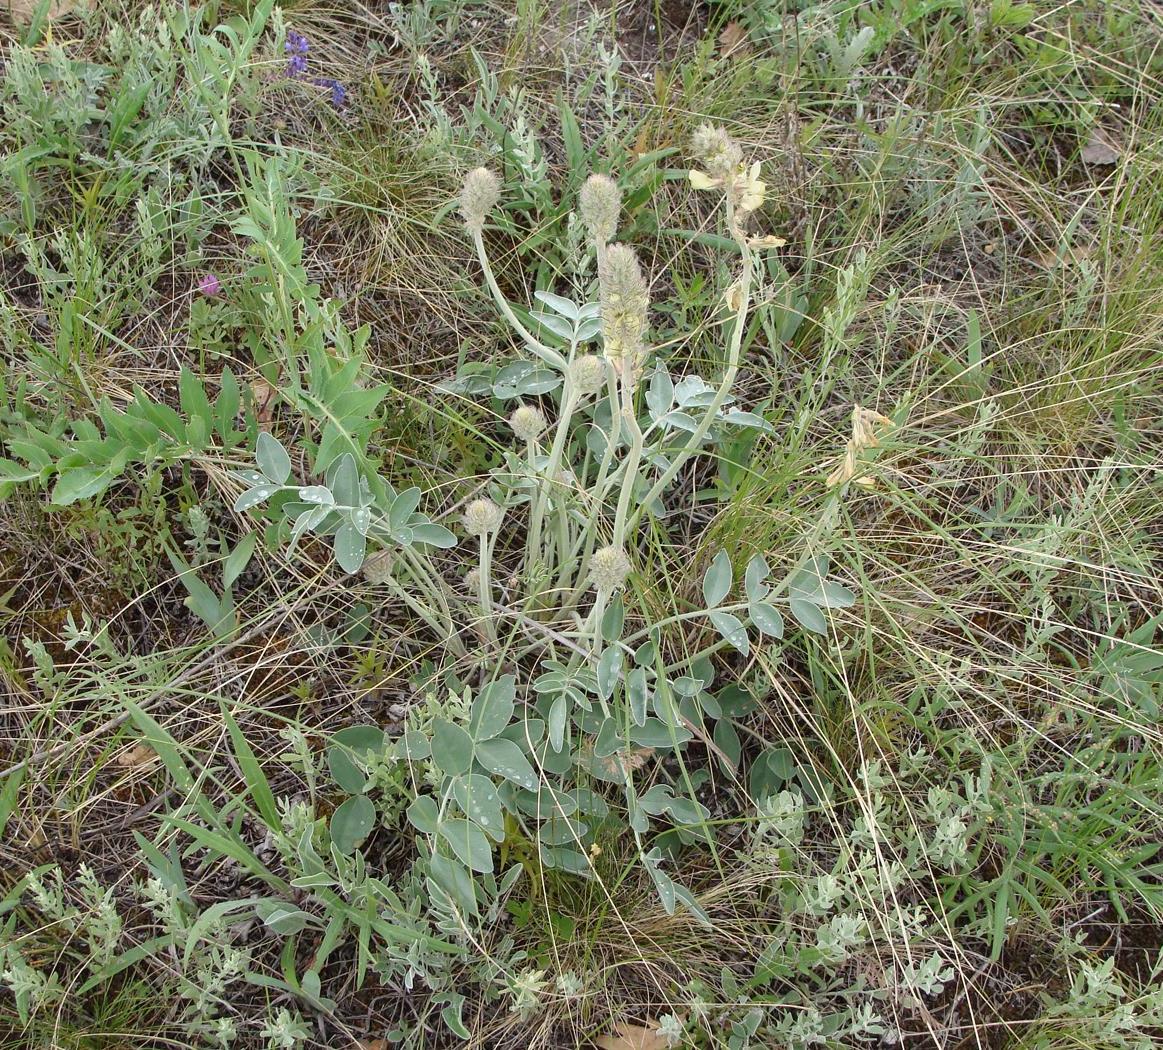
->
[234,126,858,929]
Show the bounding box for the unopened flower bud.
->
[589,545,631,592]
[459,167,501,233]
[462,498,504,536]
[578,174,621,247]
[509,404,547,442]
[569,354,607,396]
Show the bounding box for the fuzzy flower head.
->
[691,123,743,180]
[569,354,607,397]
[197,273,221,297]
[462,498,504,537]
[689,125,766,216]
[509,404,547,443]
[459,168,501,233]
[578,173,621,247]
[362,550,395,585]
[589,545,631,592]
[598,244,649,378]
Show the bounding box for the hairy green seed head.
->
[362,550,395,585]
[463,497,504,536]
[578,173,621,247]
[589,545,631,591]
[509,404,548,442]
[569,354,607,396]
[691,123,743,180]
[459,167,501,232]
[598,244,649,373]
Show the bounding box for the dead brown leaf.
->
[117,743,157,768]
[1034,244,1091,269]
[595,1022,668,1050]
[718,21,751,60]
[249,379,278,428]
[593,746,655,779]
[3,0,82,22]
[1080,125,1120,165]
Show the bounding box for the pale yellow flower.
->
[688,168,720,191]
[690,161,766,216]
[750,234,788,250]
[737,161,765,213]
[826,405,896,488]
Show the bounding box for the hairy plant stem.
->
[472,230,566,371]
[382,573,451,644]
[611,369,644,550]
[477,533,498,645]
[560,367,622,610]
[529,381,579,567]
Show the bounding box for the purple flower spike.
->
[285,31,310,76]
[312,77,347,108]
[197,273,221,297]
